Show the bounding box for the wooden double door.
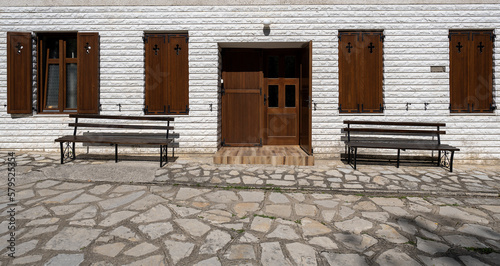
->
[221,44,312,154]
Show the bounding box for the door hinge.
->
[338,104,342,111]
[221,86,225,96]
[255,138,262,147]
[490,103,497,111]
[143,105,149,114]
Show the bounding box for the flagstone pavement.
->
[1,151,500,265]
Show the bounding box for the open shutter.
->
[449,31,470,112]
[361,32,383,112]
[299,41,313,155]
[167,35,189,114]
[7,32,32,114]
[338,32,360,112]
[77,32,100,114]
[144,34,168,114]
[470,31,493,112]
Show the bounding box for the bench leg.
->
[397,149,400,168]
[450,151,454,172]
[60,142,64,164]
[347,145,351,164]
[72,142,76,159]
[160,145,168,167]
[353,147,357,170]
[115,144,118,163]
[437,150,441,167]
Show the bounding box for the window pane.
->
[268,85,279,107]
[47,38,59,59]
[285,85,295,107]
[66,38,77,58]
[46,64,59,108]
[285,56,296,78]
[268,56,279,78]
[66,63,77,108]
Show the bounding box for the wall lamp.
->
[263,19,271,36]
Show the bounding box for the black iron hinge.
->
[380,34,385,42]
[143,105,149,114]
[338,104,342,111]
[379,104,384,112]
[491,103,497,111]
[220,86,225,96]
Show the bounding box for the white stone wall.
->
[0,4,499,162]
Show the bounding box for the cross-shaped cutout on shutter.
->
[15,42,23,54]
[477,42,484,53]
[174,44,181,55]
[368,42,375,53]
[346,42,353,53]
[456,42,463,53]
[153,44,160,55]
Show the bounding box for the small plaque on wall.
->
[431,66,446,72]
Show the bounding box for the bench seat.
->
[55,135,172,146]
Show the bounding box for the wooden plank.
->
[55,135,172,145]
[345,128,445,135]
[70,114,174,121]
[346,141,460,151]
[69,123,173,130]
[343,120,446,127]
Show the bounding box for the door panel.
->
[221,49,262,146]
[265,79,299,145]
[299,42,312,155]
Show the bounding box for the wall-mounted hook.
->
[116,104,122,112]
[424,103,429,111]
[209,103,213,112]
[406,103,411,111]
[313,102,317,111]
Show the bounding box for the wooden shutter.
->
[7,32,32,114]
[145,34,168,114]
[449,31,470,112]
[470,31,493,112]
[77,32,100,114]
[299,41,313,155]
[361,32,383,112]
[339,32,360,112]
[167,35,189,114]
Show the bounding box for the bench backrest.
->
[343,120,446,145]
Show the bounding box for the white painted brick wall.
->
[0,4,499,163]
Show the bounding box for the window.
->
[7,32,100,114]
[144,33,189,115]
[449,30,494,113]
[338,31,384,113]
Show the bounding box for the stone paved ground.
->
[1,152,500,265]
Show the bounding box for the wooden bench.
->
[55,114,175,167]
[343,121,460,172]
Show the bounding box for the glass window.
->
[285,85,295,107]
[285,56,296,78]
[267,56,279,78]
[268,85,279,107]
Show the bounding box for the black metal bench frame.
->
[55,114,175,167]
[344,121,460,172]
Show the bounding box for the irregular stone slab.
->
[131,204,171,223]
[295,204,318,217]
[234,202,260,217]
[439,206,488,224]
[268,224,300,240]
[418,255,459,266]
[175,187,210,201]
[17,205,50,220]
[458,224,500,240]
[139,222,173,240]
[204,191,238,203]
[126,194,168,211]
[286,243,317,266]
[175,219,210,237]
[459,256,490,266]
[164,240,195,264]
[100,211,138,227]
[417,237,450,255]
[43,189,84,204]
[261,242,292,266]
[362,212,390,222]
[302,218,332,236]
[53,182,92,190]
[321,253,368,266]
[353,201,378,211]
[309,236,338,250]
[334,233,377,252]
[168,204,201,217]
[13,239,38,256]
[12,255,43,265]
[313,200,340,209]
[201,209,233,224]
[225,244,256,260]
[398,219,418,234]
[17,189,35,200]
[335,217,373,234]
[69,206,98,220]
[70,193,102,204]
[240,232,259,243]
[370,197,405,207]
[93,242,126,257]
[89,184,113,195]
[25,217,60,226]
[194,257,221,266]
[113,185,146,193]
[44,254,84,266]
[200,230,232,254]
[50,203,88,216]
[69,219,96,226]
[44,227,102,251]
[20,225,59,240]
[376,224,408,244]
[98,191,146,210]
[339,207,355,219]
[239,191,265,202]
[109,226,141,241]
[265,204,292,218]
[124,255,166,266]
[480,205,500,213]
[269,193,290,203]
[124,242,159,257]
[376,248,420,266]
[443,235,489,248]
[35,180,60,188]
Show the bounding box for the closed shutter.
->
[361,32,383,112]
[7,32,32,114]
[167,35,189,114]
[77,32,100,114]
[339,32,360,112]
[449,32,470,112]
[144,34,168,114]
